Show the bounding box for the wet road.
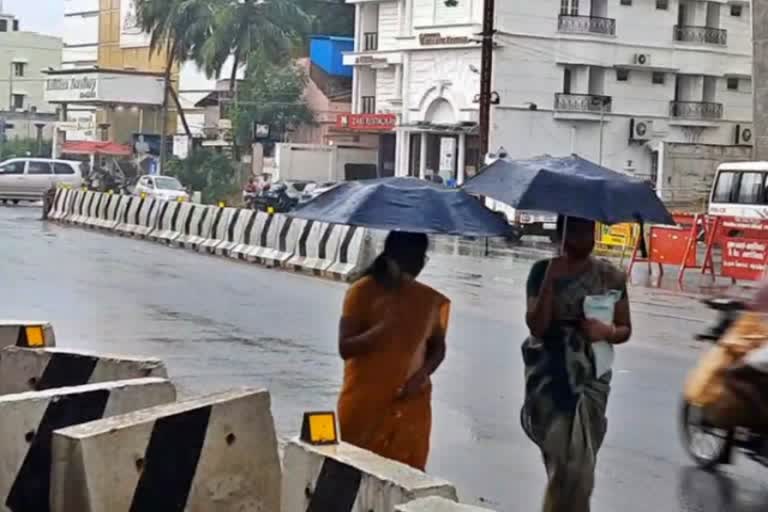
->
[2,205,767,511]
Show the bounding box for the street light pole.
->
[599,100,605,165]
[478,0,495,159]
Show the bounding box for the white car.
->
[0,158,83,203]
[134,175,190,202]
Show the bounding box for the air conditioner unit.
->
[735,124,753,146]
[629,118,653,141]
[634,53,651,66]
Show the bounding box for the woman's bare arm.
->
[607,296,632,344]
[338,317,388,360]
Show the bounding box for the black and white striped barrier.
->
[199,207,239,254]
[63,189,87,224]
[51,388,281,512]
[229,210,272,261]
[175,204,214,250]
[114,195,143,237]
[287,221,345,275]
[259,215,303,267]
[216,208,254,257]
[148,200,183,244]
[70,190,99,226]
[0,322,55,350]
[0,347,168,395]
[82,192,108,229]
[0,377,176,512]
[281,439,458,512]
[48,189,74,221]
[326,226,373,281]
[397,497,497,512]
[91,193,126,230]
[132,198,161,239]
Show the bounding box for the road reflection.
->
[678,467,768,511]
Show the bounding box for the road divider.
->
[281,439,458,512]
[0,347,168,395]
[51,388,281,512]
[0,321,55,350]
[45,191,375,282]
[0,377,176,512]
[397,497,497,512]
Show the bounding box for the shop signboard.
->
[336,113,396,131]
[721,237,768,281]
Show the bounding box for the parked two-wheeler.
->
[679,298,768,469]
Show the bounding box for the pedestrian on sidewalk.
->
[336,232,450,471]
[522,215,632,512]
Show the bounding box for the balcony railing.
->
[669,101,723,120]
[554,93,612,113]
[361,96,376,114]
[363,32,379,51]
[673,25,727,46]
[557,15,616,36]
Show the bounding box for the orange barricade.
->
[628,215,701,280]
[704,216,768,283]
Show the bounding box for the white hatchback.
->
[134,175,190,202]
[0,158,83,203]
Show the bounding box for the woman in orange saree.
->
[337,232,450,471]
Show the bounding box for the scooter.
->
[679,298,768,469]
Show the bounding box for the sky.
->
[3,0,63,36]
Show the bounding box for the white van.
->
[0,158,83,203]
[709,162,768,219]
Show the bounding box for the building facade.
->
[345,0,753,197]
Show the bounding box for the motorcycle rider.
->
[243,177,261,208]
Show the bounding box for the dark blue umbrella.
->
[289,177,510,237]
[463,155,674,225]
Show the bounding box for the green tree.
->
[297,0,354,38]
[165,149,238,204]
[0,138,52,160]
[229,54,315,150]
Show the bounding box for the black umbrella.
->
[289,177,510,237]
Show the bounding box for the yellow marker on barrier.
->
[140,192,147,199]
[300,411,338,446]
[177,196,186,203]
[107,189,114,195]
[218,201,226,208]
[267,206,275,215]
[24,326,44,347]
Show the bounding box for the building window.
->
[656,0,668,9]
[727,77,740,91]
[12,20,18,31]
[13,63,25,77]
[731,4,743,17]
[652,72,665,85]
[0,20,7,32]
[12,94,24,110]
[620,0,632,5]
[560,0,579,15]
[616,69,629,82]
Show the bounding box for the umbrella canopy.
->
[289,177,510,237]
[463,155,674,225]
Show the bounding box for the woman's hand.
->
[581,318,614,342]
[397,370,430,400]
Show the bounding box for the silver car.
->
[0,158,83,203]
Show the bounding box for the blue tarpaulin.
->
[463,155,674,225]
[289,177,510,237]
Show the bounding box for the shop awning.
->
[61,141,133,157]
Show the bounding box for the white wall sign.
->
[45,72,165,105]
[173,135,190,160]
[439,137,456,173]
[45,76,99,102]
[120,0,151,49]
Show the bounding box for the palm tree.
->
[198,0,311,94]
[135,0,215,167]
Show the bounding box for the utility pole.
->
[478,0,495,159]
[753,0,768,160]
[8,60,13,112]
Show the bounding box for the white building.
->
[62,0,99,139]
[345,0,753,198]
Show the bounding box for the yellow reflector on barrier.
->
[25,326,44,347]
[140,192,147,199]
[301,411,338,446]
[177,196,186,203]
[107,189,114,195]
[267,206,275,215]
[218,201,226,208]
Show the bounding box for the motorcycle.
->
[679,297,768,469]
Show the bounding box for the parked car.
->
[134,175,190,202]
[0,158,83,204]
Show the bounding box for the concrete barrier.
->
[70,191,99,226]
[113,196,143,237]
[229,210,271,261]
[81,192,108,229]
[132,198,161,239]
[48,189,73,221]
[326,226,373,281]
[216,208,254,257]
[259,215,302,267]
[281,439,458,512]
[0,378,175,512]
[287,221,344,275]
[92,193,126,230]
[0,322,55,350]
[0,347,168,395]
[397,498,497,512]
[51,388,281,512]
[64,190,87,224]
[174,204,214,250]
[148,200,180,244]
[199,207,238,254]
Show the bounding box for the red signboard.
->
[721,237,768,281]
[717,217,768,240]
[336,113,396,131]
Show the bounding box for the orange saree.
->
[337,276,450,471]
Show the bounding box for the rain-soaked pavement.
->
[2,205,768,511]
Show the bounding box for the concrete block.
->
[0,322,55,350]
[51,388,281,512]
[0,347,168,395]
[281,439,458,512]
[397,497,497,512]
[0,378,175,512]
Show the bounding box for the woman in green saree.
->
[522,216,633,512]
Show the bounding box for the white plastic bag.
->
[584,290,623,378]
